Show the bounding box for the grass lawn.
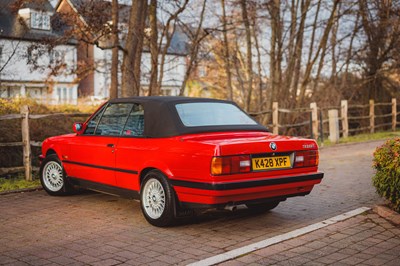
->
[320,130,400,147]
[0,174,41,193]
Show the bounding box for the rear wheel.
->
[140,170,177,227]
[246,200,280,213]
[40,154,74,196]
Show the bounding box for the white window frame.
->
[31,11,51,30]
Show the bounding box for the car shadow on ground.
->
[172,205,274,227]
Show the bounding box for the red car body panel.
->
[40,97,323,209]
[41,130,322,207]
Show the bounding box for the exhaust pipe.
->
[224,204,237,212]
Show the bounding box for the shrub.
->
[372,138,400,212]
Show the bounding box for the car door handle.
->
[106,143,115,148]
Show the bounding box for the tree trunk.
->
[251,18,263,111]
[157,0,189,94]
[290,0,310,107]
[283,0,299,102]
[148,0,159,96]
[267,0,281,110]
[121,0,148,97]
[179,0,207,96]
[330,3,339,85]
[297,0,340,107]
[220,0,233,101]
[110,0,119,99]
[240,0,253,111]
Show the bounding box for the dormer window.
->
[18,8,52,31]
[31,11,51,30]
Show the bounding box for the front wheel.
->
[39,154,74,196]
[140,170,177,227]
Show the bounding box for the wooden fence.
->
[251,98,399,142]
[0,99,399,181]
[0,106,89,181]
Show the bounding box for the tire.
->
[246,200,280,213]
[140,170,177,227]
[39,154,74,196]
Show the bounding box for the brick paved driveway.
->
[0,140,387,265]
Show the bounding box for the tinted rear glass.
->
[176,102,257,127]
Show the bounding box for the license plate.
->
[252,156,291,171]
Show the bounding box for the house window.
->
[57,87,67,103]
[26,87,43,99]
[0,85,8,98]
[198,65,207,77]
[27,47,40,64]
[50,50,63,64]
[31,11,51,30]
[57,87,74,104]
[68,87,73,101]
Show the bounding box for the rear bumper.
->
[171,172,323,208]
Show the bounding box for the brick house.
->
[56,0,188,99]
[0,0,78,104]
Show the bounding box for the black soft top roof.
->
[108,96,268,138]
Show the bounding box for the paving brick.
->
[48,256,79,265]
[386,259,400,266]
[26,259,53,266]
[75,254,101,264]
[130,254,157,264]
[362,257,393,266]
[236,253,263,263]
[339,256,366,265]
[0,140,399,266]
[0,256,18,264]
[91,258,122,266]
[4,261,29,266]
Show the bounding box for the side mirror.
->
[73,122,85,134]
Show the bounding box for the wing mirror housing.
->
[73,122,85,134]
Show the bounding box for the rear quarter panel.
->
[115,136,218,190]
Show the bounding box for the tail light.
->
[211,155,251,175]
[294,150,319,168]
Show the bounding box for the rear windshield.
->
[175,102,257,127]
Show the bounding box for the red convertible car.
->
[39,97,323,226]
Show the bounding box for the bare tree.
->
[266,0,283,107]
[179,0,208,96]
[297,0,340,107]
[154,0,189,95]
[239,0,254,111]
[121,0,148,97]
[0,41,21,74]
[110,0,119,99]
[289,0,311,107]
[148,0,158,96]
[220,0,233,100]
[358,0,400,101]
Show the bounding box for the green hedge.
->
[372,138,400,212]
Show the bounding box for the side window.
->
[94,103,133,136]
[122,104,144,137]
[83,105,106,135]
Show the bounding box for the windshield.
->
[175,102,257,127]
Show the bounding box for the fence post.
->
[392,98,397,132]
[341,100,348,138]
[272,102,279,135]
[21,105,32,181]
[328,109,339,144]
[369,99,375,134]
[310,102,318,140]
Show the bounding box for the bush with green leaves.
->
[372,138,400,212]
